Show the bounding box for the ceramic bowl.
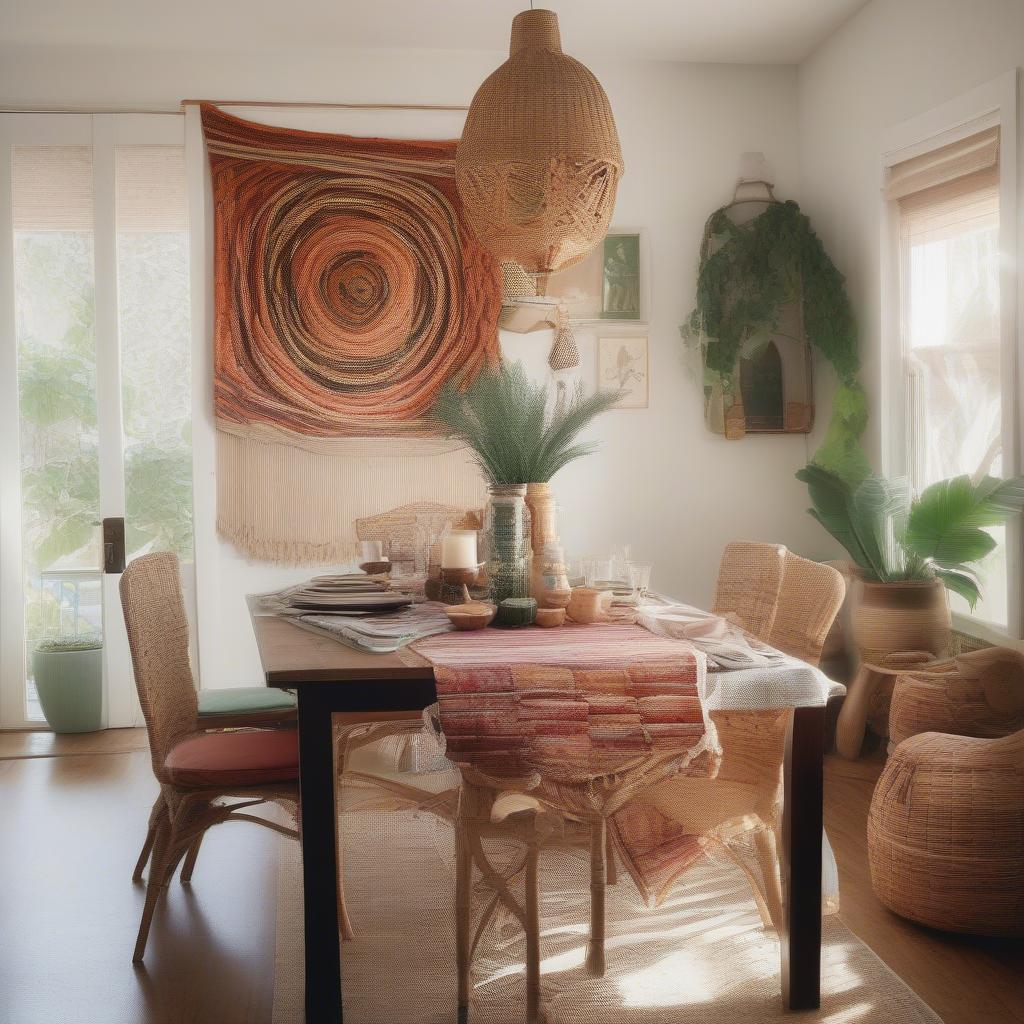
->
[444,601,497,631]
[566,587,603,624]
[359,560,392,576]
[534,607,566,628]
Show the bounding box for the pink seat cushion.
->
[165,729,299,788]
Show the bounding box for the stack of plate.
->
[283,574,412,615]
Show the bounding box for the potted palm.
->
[32,635,103,733]
[797,465,1024,660]
[432,360,620,602]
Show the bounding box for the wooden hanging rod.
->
[180,99,470,113]
[1,100,469,115]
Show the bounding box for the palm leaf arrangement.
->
[431,360,621,485]
[796,464,1024,609]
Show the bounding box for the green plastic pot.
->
[31,645,103,733]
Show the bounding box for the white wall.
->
[797,0,1024,472]
[2,46,825,686]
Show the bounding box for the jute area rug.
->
[272,810,942,1024]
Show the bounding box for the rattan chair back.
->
[120,552,198,783]
[712,541,786,642]
[769,552,845,667]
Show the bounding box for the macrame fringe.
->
[216,426,488,566]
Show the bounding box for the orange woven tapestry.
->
[201,105,502,562]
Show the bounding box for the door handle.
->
[102,517,126,574]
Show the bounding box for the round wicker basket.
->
[456,9,623,276]
[868,729,1024,937]
[889,647,1024,746]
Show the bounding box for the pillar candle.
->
[441,530,477,569]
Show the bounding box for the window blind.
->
[12,146,93,231]
[884,125,999,201]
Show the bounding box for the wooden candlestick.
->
[440,565,482,604]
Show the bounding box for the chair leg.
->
[456,823,473,1024]
[132,795,163,883]
[586,816,607,978]
[180,833,204,884]
[754,827,784,931]
[524,834,542,1024]
[133,810,173,963]
[605,823,618,886]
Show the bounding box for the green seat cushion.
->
[197,686,296,716]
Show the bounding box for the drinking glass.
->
[628,562,652,601]
[612,544,633,583]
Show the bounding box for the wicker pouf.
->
[868,729,1024,937]
[888,646,1024,746]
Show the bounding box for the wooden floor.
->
[1,728,1021,1024]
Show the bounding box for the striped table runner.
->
[412,622,717,900]
[413,621,707,670]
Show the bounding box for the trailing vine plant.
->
[682,199,868,484]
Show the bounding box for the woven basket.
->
[868,729,1024,937]
[456,9,623,276]
[889,646,1024,745]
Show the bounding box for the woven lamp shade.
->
[456,9,624,277]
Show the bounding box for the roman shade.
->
[884,125,999,201]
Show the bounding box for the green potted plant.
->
[797,465,1024,659]
[32,635,103,733]
[432,360,620,602]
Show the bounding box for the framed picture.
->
[545,228,648,323]
[598,334,649,409]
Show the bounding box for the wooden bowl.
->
[539,588,572,609]
[444,601,497,631]
[359,560,391,575]
[534,607,566,628]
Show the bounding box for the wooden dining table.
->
[249,597,825,1023]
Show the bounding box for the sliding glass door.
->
[0,112,195,729]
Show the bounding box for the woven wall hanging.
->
[201,105,502,563]
[456,8,624,279]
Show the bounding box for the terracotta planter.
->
[851,577,951,664]
[836,577,951,757]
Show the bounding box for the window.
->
[887,123,1014,630]
[0,113,194,728]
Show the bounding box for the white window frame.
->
[880,71,1021,642]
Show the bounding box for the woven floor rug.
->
[272,809,942,1024]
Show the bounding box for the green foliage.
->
[431,361,621,486]
[796,465,1024,608]
[683,200,866,480]
[35,636,102,653]
[15,232,193,572]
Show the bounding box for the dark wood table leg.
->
[297,688,343,1024]
[780,705,824,1011]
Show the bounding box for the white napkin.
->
[637,603,788,669]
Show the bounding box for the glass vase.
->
[483,485,532,604]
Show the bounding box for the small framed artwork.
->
[598,334,649,409]
[545,228,648,323]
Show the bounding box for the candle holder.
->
[440,564,482,605]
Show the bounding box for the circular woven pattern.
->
[203,104,502,438]
[226,171,489,431]
[457,10,623,276]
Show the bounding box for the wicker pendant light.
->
[456,8,624,279]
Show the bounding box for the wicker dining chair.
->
[132,687,296,882]
[121,552,299,962]
[712,540,787,640]
[634,546,845,928]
